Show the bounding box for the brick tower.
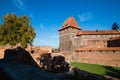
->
[58,16,81,53]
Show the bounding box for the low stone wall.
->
[74,51,120,67]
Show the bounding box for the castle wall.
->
[74,50,120,67]
[59,27,80,53]
[59,33,71,53]
[60,29,120,53]
[60,31,120,67]
[74,34,120,48]
[59,16,120,67]
[61,50,120,67]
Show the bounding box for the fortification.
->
[59,16,120,67]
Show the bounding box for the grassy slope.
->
[71,62,120,78]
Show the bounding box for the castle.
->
[59,16,120,66]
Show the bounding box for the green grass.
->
[71,62,120,78]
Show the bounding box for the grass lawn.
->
[71,62,120,78]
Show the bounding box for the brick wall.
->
[74,34,120,49]
[0,48,5,59]
[59,27,80,53]
[73,51,120,67]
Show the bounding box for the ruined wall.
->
[0,45,12,59]
[0,45,52,59]
[0,48,5,59]
[31,46,52,53]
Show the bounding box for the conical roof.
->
[59,16,81,31]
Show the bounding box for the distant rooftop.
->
[77,30,120,35]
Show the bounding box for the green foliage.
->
[0,13,36,48]
[112,22,119,30]
[71,62,120,78]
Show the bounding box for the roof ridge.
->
[77,30,120,35]
[59,16,81,31]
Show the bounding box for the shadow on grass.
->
[104,66,120,78]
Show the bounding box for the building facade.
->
[59,16,120,53]
[59,16,81,53]
[59,16,120,66]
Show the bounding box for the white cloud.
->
[39,39,45,44]
[12,0,35,19]
[33,38,45,46]
[79,12,93,22]
[51,27,55,31]
[50,35,59,39]
[18,0,24,6]
[29,14,34,18]
[12,0,26,11]
[40,24,44,30]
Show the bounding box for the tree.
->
[0,13,36,48]
[112,22,119,30]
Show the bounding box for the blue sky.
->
[0,0,120,48]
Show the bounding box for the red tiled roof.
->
[75,47,120,51]
[59,16,81,31]
[77,30,120,35]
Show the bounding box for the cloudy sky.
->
[0,0,120,48]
